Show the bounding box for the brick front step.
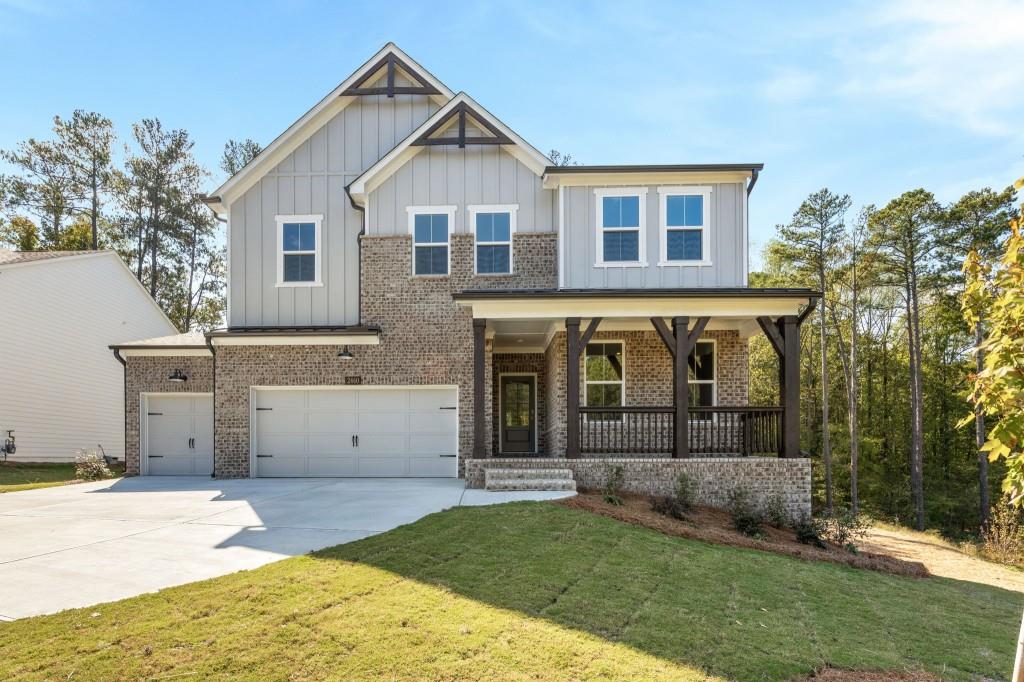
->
[484,478,578,492]
[484,468,577,491]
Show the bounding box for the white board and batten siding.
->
[227,90,441,329]
[252,386,458,478]
[0,253,177,462]
[560,182,748,289]
[366,145,555,235]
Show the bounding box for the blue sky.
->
[2,0,1022,266]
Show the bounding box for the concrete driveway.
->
[0,476,572,620]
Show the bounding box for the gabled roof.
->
[347,92,551,205]
[0,249,96,265]
[205,43,455,214]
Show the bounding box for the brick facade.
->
[209,231,557,477]
[465,457,812,518]
[123,356,213,475]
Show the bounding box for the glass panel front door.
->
[500,375,536,453]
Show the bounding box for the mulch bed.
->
[798,667,940,681]
[557,492,929,579]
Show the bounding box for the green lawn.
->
[0,503,1018,681]
[0,461,124,493]
[0,462,80,493]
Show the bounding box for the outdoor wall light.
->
[168,369,188,383]
[337,346,354,360]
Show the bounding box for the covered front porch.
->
[454,288,818,462]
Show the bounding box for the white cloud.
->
[835,0,1024,138]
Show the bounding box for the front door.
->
[500,375,536,454]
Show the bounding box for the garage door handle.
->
[439,454,456,458]
[439,407,457,410]
[148,455,164,458]
[256,407,273,411]
[147,412,163,416]
[257,455,273,458]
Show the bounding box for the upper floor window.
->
[594,188,647,266]
[407,206,455,276]
[276,215,322,287]
[470,204,517,275]
[658,186,712,265]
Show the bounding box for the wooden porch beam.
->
[473,318,487,459]
[756,316,785,357]
[565,318,581,459]
[685,316,711,350]
[650,317,676,358]
[781,315,801,458]
[672,316,689,459]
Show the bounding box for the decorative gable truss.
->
[347,92,550,205]
[341,51,443,98]
[411,101,513,148]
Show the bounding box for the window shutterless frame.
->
[657,186,713,266]
[407,205,456,276]
[593,188,648,267]
[468,204,518,275]
[275,214,323,287]
[583,339,626,422]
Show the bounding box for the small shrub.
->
[792,514,827,548]
[651,471,696,520]
[603,464,625,506]
[74,449,113,481]
[727,486,764,537]
[820,509,869,553]
[764,493,790,528]
[980,497,1024,566]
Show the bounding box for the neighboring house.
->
[0,249,177,462]
[112,44,816,515]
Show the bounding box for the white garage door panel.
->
[254,387,457,478]
[145,395,213,476]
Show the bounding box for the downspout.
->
[205,333,217,479]
[112,348,127,472]
[797,296,818,326]
[746,167,759,196]
[344,183,367,324]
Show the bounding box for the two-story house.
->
[112,44,816,515]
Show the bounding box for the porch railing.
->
[578,406,783,457]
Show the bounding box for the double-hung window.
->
[688,340,716,416]
[595,188,647,265]
[470,204,517,275]
[276,215,322,286]
[658,186,712,265]
[408,206,455,276]
[584,341,624,421]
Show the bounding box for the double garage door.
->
[253,387,458,477]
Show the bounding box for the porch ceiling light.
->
[337,346,354,360]
[168,369,188,383]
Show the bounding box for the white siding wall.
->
[228,92,441,327]
[0,254,176,462]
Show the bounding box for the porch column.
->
[781,315,801,459]
[672,316,689,459]
[565,317,581,459]
[473,318,487,459]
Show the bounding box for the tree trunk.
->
[907,264,925,531]
[90,157,99,250]
[849,277,859,515]
[975,323,989,526]
[820,267,833,511]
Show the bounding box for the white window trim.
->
[657,185,713,267]
[469,204,518,275]
[583,339,626,421]
[276,214,323,287]
[593,188,648,267]
[407,205,456,277]
[689,338,718,414]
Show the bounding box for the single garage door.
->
[144,395,213,475]
[253,387,458,477]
